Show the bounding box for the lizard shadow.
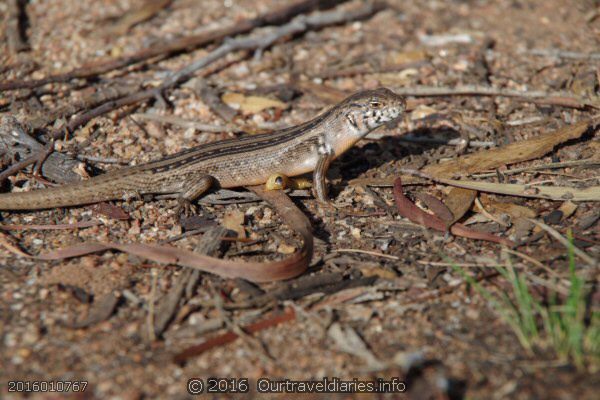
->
[330,126,462,196]
[311,127,460,246]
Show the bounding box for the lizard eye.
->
[369,100,382,108]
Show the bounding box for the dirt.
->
[0,0,599,399]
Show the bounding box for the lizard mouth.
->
[383,110,403,128]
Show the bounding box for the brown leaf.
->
[386,50,428,65]
[297,81,348,104]
[360,266,397,280]
[392,177,514,246]
[432,178,600,201]
[414,192,454,225]
[445,187,476,224]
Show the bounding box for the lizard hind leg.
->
[175,174,215,216]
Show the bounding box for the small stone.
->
[543,210,563,225]
[17,348,32,359]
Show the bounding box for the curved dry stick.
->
[0,186,313,282]
[392,176,515,247]
[45,1,382,140]
[172,307,296,364]
[0,0,340,92]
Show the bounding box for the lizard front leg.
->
[176,174,214,215]
[313,150,335,204]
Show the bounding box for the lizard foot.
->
[174,198,197,216]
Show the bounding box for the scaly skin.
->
[0,88,406,210]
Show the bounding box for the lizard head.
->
[342,87,406,134]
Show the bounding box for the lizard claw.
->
[175,198,197,216]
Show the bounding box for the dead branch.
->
[28,84,140,130]
[47,1,384,140]
[48,88,158,140]
[159,1,385,88]
[392,85,598,109]
[0,116,83,183]
[0,0,344,92]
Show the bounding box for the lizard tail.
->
[0,177,126,210]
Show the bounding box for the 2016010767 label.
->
[8,380,88,393]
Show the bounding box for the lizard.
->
[0,87,406,211]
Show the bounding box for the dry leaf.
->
[360,266,397,280]
[414,192,454,224]
[173,308,295,363]
[558,201,578,220]
[445,187,476,223]
[393,177,514,246]
[221,92,288,114]
[512,217,535,240]
[424,116,599,177]
[297,81,348,104]
[94,202,130,220]
[104,0,172,36]
[434,178,600,202]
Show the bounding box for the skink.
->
[0,88,405,210]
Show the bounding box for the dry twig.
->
[392,85,598,109]
[0,116,83,183]
[0,0,342,92]
[0,185,314,283]
[334,248,400,260]
[153,226,232,337]
[28,84,139,131]
[172,308,296,364]
[46,1,382,140]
